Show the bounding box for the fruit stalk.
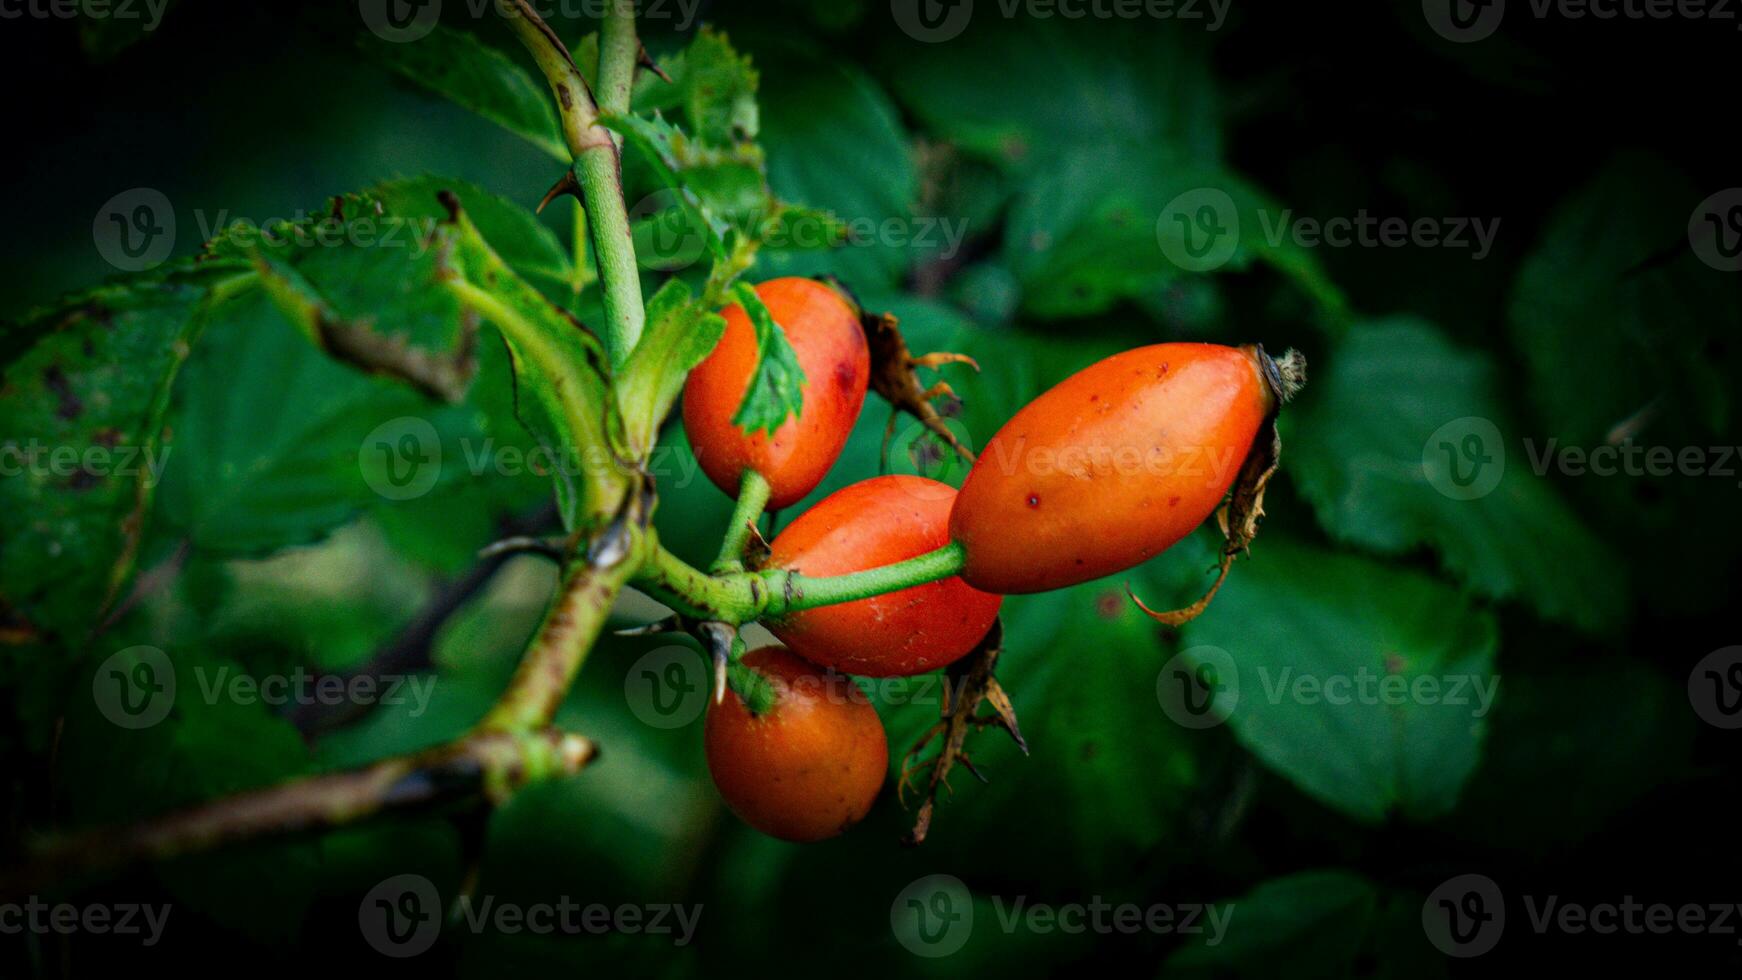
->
[635,538,969,624]
[712,469,773,571]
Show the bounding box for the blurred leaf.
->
[58,635,317,940]
[77,0,178,61]
[1508,151,1739,445]
[1288,318,1627,631]
[1182,537,1498,823]
[1163,871,1376,979]
[1441,652,1696,854]
[756,38,917,288]
[1006,148,1346,321]
[353,23,568,161]
[1506,151,1742,613]
[882,579,1202,882]
[1164,871,1446,980]
[883,18,1220,177]
[728,281,807,435]
[0,265,239,644]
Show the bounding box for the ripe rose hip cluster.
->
[682,277,1285,842]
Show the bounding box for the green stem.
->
[494,0,645,368]
[576,147,645,366]
[712,469,772,571]
[636,539,969,625]
[596,0,639,120]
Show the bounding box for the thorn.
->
[613,616,682,637]
[478,535,569,563]
[713,645,729,706]
[537,170,582,215]
[637,42,673,83]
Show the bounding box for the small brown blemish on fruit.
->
[1095,592,1122,619]
[1168,495,1181,507]
[1026,494,1040,508]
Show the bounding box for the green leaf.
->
[1505,152,1742,614]
[1163,871,1446,980]
[579,26,759,143]
[615,279,726,454]
[756,39,917,288]
[878,579,1204,883]
[1005,148,1346,321]
[882,17,1220,177]
[0,266,242,643]
[1287,317,1626,632]
[1181,538,1498,823]
[353,23,568,161]
[156,287,472,554]
[1508,151,1739,446]
[1163,871,1377,979]
[727,280,806,435]
[669,26,761,144]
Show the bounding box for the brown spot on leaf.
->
[44,365,82,420]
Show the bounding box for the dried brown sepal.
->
[898,621,1025,845]
[1129,347,1300,627]
[815,275,979,466]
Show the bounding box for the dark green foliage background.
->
[2,0,1739,974]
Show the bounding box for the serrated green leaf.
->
[1182,538,1498,823]
[727,280,806,435]
[674,27,760,144]
[354,23,568,161]
[0,265,245,644]
[615,280,726,455]
[1287,318,1626,631]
